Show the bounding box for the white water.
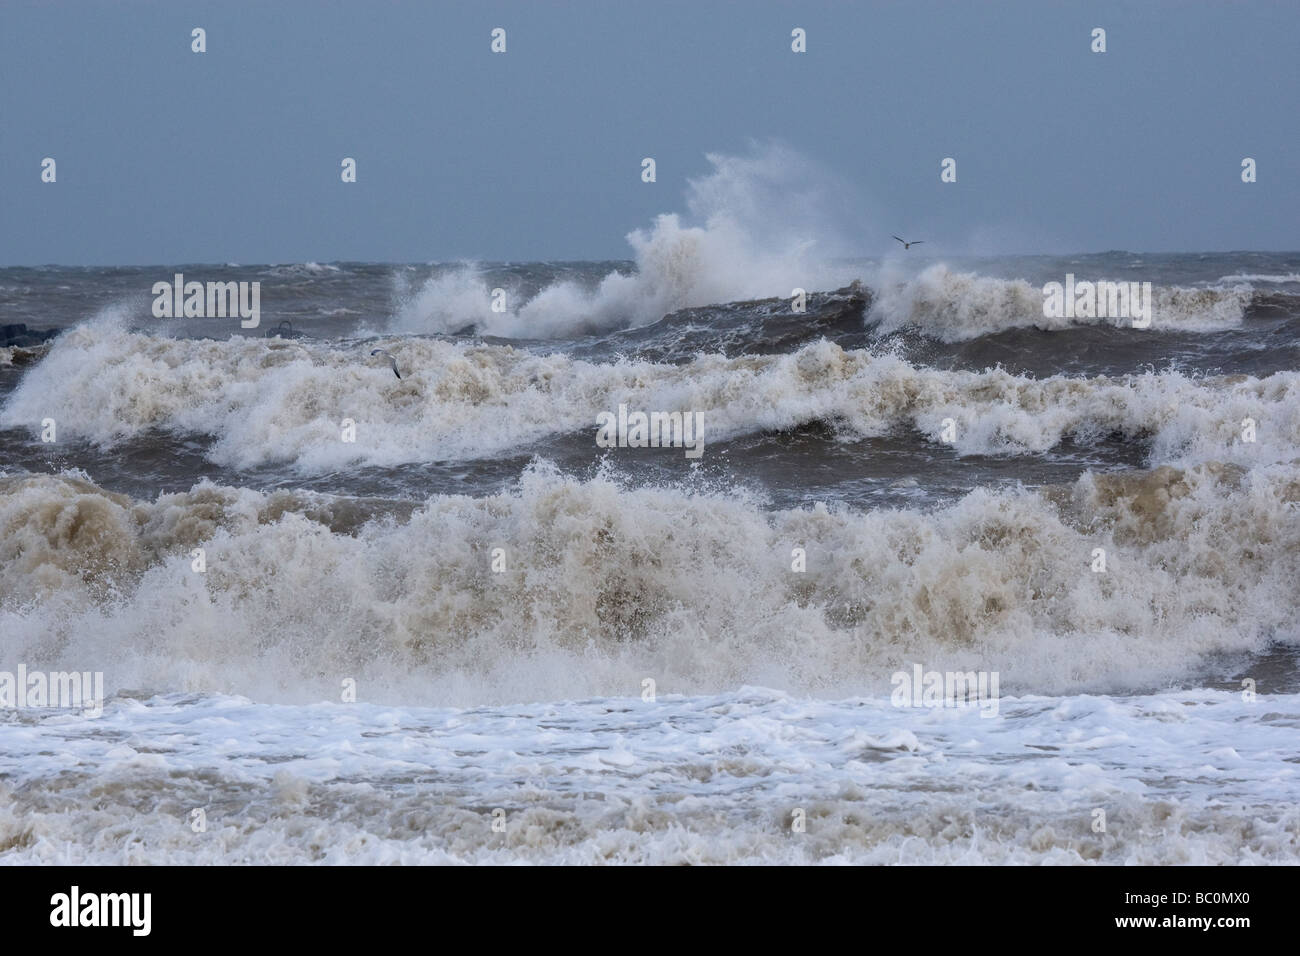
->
[6,322,1299,472]
[2,461,1297,707]
[3,146,1298,866]
[1,687,1295,864]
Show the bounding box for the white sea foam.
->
[5,323,1298,472]
[868,264,1257,340]
[1217,273,1300,284]
[1,461,1296,706]
[0,688,1296,864]
[386,144,860,338]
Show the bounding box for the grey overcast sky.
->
[2,0,1296,265]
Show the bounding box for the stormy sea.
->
[2,212,1299,863]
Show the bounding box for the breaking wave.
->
[5,321,1299,472]
[386,144,860,338]
[867,264,1270,341]
[1,462,1297,705]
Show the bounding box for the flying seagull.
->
[893,236,925,250]
[370,348,401,379]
